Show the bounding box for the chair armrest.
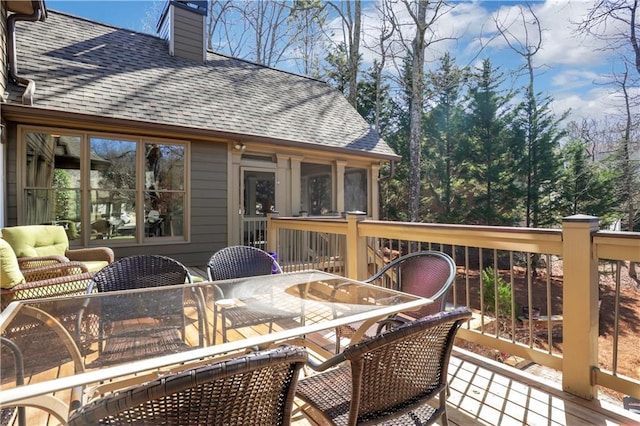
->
[306,351,347,372]
[66,247,114,264]
[374,316,407,335]
[1,271,94,308]
[18,255,70,270]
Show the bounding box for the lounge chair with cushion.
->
[1,225,114,272]
[0,238,94,309]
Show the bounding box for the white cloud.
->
[552,85,640,124]
[342,0,636,131]
[358,0,491,67]
[550,69,604,90]
[463,1,616,68]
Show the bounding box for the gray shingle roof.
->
[7,11,398,159]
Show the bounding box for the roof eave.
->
[1,104,400,162]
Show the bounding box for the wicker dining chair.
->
[207,245,297,344]
[207,245,282,280]
[83,255,206,367]
[367,250,457,317]
[67,345,307,426]
[296,307,472,426]
[336,250,457,352]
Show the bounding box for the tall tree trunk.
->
[347,0,361,107]
[619,67,638,278]
[408,0,428,223]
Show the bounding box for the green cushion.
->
[83,260,109,273]
[0,239,26,289]
[1,225,69,258]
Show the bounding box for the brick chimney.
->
[157,1,208,63]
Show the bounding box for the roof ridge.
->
[48,9,159,39]
[204,49,328,85]
[49,9,328,86]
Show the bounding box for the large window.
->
[22,129,187,244]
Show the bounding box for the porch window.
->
[301,163,332,215]
[344,167,367,213]
[22,129,187,244]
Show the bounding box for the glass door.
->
[242,170,275,250]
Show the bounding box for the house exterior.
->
[0,0,399,266]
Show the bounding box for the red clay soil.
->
[451,261,640,400]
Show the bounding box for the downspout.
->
[7,1,47,106]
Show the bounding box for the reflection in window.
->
[301,163,332,215]
[90,138,137,241]
[243,171,275,216]
[22,130,188,244]
[24,133,82,241]
[345,168,367,213]
[144,143,185,238]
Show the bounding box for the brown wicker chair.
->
[0,246,95,419]
[207,245,297,344]
[2,225,114,272]
[83,255,206,367]
[0,250,93,311]
[336,250,457,352]
[67,345,307,426]
[296,307,472,426]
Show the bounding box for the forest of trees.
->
[145,0,639,231]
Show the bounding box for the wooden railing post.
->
[346,212,367,280]
[562,214,599,400]
[266,212,279,255]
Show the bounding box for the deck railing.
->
[266,213,640,402]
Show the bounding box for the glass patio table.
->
[0,270,432,415]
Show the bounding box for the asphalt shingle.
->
[7,11,398,159]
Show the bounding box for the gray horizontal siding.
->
[184,140,227,265]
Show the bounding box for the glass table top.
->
[0,270,431,405]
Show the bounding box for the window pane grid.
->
[22,130,187,244]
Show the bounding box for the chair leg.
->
[222,312,228,343]
[212,305,220,345]
[441,411,449,426]
[440,388,449,426]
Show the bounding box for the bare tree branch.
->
[577,0,640,75]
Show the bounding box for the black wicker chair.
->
[207,245,282,280]
[67,345,307,426]
[296,307,472,426]
[207,246,297,344]
[83,255,206,367]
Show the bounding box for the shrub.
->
[482,267,513,317]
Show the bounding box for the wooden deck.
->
[2,267,639,425]
[288,347,640,426]
[5,346,639,425]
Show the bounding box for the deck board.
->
[8,346,640,425]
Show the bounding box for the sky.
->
[45,0,638,127]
